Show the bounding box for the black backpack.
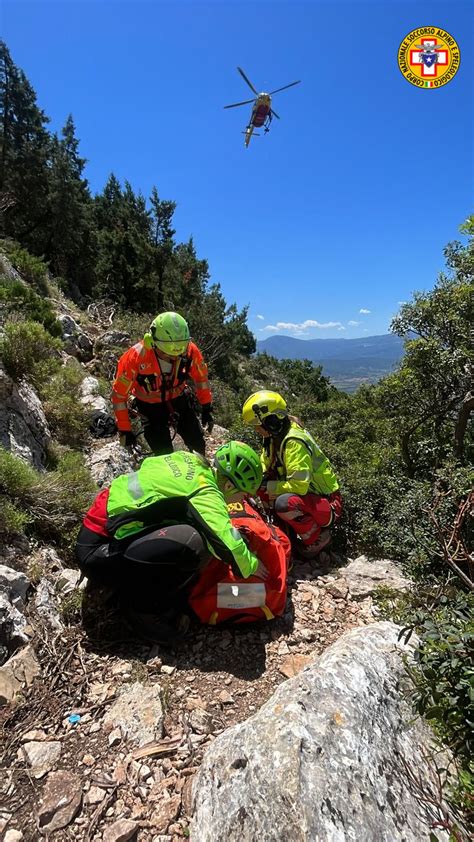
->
[89,410,117,438]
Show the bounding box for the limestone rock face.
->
[0,364,51,468]
[85,441,135,487]
[0,565,30,607]
[191,622,449,842]
[0,592,30,659]
[58,314,93,361]
[340,556,412,598]
[80,375,108,413]
[93,330,131,354]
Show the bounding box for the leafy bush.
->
[0,242,50,295]
[0,274,62,336]
[400,591,474,823]
[0,497,32,536]
[0,320,61,386]
[0,446,96,556]
[407,592,474,765]
[39,360,89,447]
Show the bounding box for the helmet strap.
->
[262,414,286,435]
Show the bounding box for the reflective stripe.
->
[287,470,310,482]
[262,604,274,620]
[127,472,143,500]
[131,384,186,403]
[113,401,128,411]
[278,509,301,521]
[300,526,319,540]
[217,582,266,609]
[196,380,210,390]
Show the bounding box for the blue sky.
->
[3,0,473,339]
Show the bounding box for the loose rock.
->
[150,795,181,833]
[103,819,139,842]
[103,682,163,747]
[21,740,61,778]
[0,645,40,706]
[37,771,82,833]
[278,653,313,679]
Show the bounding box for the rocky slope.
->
[0,259,457,841]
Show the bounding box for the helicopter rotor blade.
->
[224,99,255,109]
[237,66,259,95]
[269,80,301,95]
[271,109,280,119]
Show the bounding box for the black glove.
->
[201,403,214,433]
[118,430,136,448]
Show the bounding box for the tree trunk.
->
[454,391,474,461]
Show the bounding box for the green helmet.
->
[213,441,263,495]
[145,312,190,356]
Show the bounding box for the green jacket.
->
[263,421,339,498]
[106,451,259,578]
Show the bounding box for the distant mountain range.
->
[256,333,407,392]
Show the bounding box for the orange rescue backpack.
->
[188,500,291,624]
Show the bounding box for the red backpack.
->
[188,500,291,624]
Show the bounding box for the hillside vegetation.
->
[0,39,473,826]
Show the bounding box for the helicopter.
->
[224,67,301,148]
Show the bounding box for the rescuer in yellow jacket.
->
[242,390,342,559]
[112,312,213,455]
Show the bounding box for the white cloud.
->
[256,314,265,320]
[359,308,371,314]
[348,320,360,326]
[262,319,345,335]
[397,301,406,306]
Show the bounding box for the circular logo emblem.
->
[398,27,460,88]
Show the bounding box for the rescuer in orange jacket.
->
[112,312,213,455]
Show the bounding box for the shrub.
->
[0,320,61,386]
[0,242,50,295]
[0,446,96,556]
[0,274,62,336]
[211,379,242,431]
[40,360,89,447]
[400,591,474,825]
[0,496,32,536]
[404,592,474,765]
[0,447,37,496]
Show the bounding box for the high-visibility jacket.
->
[263,421,339,498]
[105,451,259,578]
[189,500,291,624]
[112,340,212,432]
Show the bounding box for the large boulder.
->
[58,314,93,362]
[191,622,450,842]
[0,364,51,468]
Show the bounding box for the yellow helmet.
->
[242,390,287,428]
